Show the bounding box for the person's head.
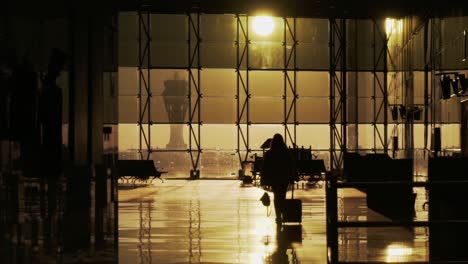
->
[270,133,286,150]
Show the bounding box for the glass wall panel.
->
[414,124,430,149]
[356,97,381,123]
[199,124,238,178]
[200,14,236,69]
[354,19,386,71]
[119,12,138,40]
[116,14,445,177]
[357,124,375,150]
[296,125,330,150]
[118,95,139,123]
[441,17,468,70]
[297,97,329,123]
[151,96,188,123]
[297,43,329,70]
[202,98,236,124]
[119,41,138,67]
[104,97,118,124]
[358,72,384,97]
[150,124,189,151]
[202,69,236,96]
[297,18,329,43]
[151,14,187,41]
[414,71,428,98]
[151,43,188,67]
[118,124,191,152]
[250,71,283,96]
[250,98,284,123]
[201,14,236,41]
[118,67,138,96]
[297,71,329,96]
[297,18,329,70]
[347,124,358,150]
[389,124,406,152]
[147,69,188,95]
[441,124,461,149]
[413,28,425,70]
[118,124,139,151]
[199,150,239,178]
[201,43,236,69]
[103,72,117,98]
[118,12,137,67]
[201,125,236,150]
[249,43,283,69]
[440,98,461,123]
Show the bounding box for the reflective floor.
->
[118,180,429,263]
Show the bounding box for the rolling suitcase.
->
[282,184,302,223]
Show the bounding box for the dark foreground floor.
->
[118,180,428,263]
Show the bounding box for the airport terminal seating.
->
[296,159,327,183]
[343,152,415,220]
[251,145,327,186]
[117,160,167,183]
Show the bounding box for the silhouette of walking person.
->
[39,48,66,251]
[261,133,296,225]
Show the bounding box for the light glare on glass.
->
[253,16,274,36]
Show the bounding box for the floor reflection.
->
[1,176,430,263]
[267,225,302,264]
[118,180,311,263]
[0,169,118,264]
[118,180,429,264]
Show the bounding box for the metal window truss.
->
[187,12,202,177]
[372,19,389,153]
[236,14,250,164]
[329,18,347,172]
[138,7,202,176]
[138,7,152,160]
[235,15,299,167]
[283,17,298,147]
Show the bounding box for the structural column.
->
[327,18,347,264]
[329,18,347,173]
[372,19,389,153]
[236,15,250,167]
[283,17,298,147]
[187,12,202,179]
[65,8,108,252]
[403,18,415,159]
[137,6,152,160]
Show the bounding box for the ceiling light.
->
[252,16,274,36]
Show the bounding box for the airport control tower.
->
[163,73,188,150]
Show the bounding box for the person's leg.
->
[277,186,287,222]
[273,186,287,224]
[272,188,281,224]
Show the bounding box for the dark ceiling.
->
[4,0,468,19]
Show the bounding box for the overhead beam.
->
[4,0,468,19]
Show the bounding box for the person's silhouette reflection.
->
[270,229,289,264]
[269,225,302,264]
